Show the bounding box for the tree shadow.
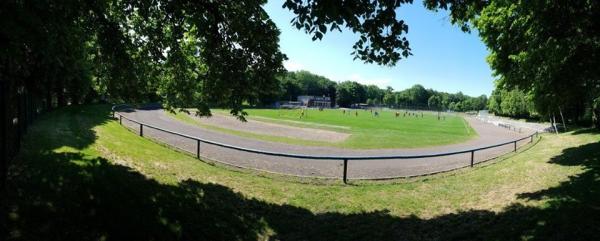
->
[570,128,600,135]
[515,141,600,239]
[4,105,600,240]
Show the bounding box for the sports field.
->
[171,108,477,149]
[7,105,600,240]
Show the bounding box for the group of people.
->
[395,111,424,118]
[341,108,380,117]
[299,108,446,120]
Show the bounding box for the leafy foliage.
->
[1,0,96,108]
[1,0,287,119]
[428,95,443,110]
[119,0,288,118]
[336,81,367,107]
[6,0,475,121]
[488,87,536,118]
[431,0,600,126]
[283,0,414,66]
[365,85,385,106]
[476,1,599,122]
[277,71,337,105]
[383,85,486,111]
[6,0,596,125]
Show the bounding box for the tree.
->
[430,0,600,127]
[366,99,375,106]
[487,86,536,118]
[475,95,488,110]
[383,92,397,107]
[428,95,442,110]
[336,81,366,107]
[405,84,430,107]
[594,97,600,126]
[366,85,385,105]
[499,90,529,118]
[396,92,411,108]
[488,90,502,114]
[279,77,302,102]
[282,0,413,65]
[18,0,592,121]
[448,102,456,111]
[478,1,592,123]
[1,0,289,120]
[10,0,597,122]
[277,71,337,106]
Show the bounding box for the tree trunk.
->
[0,80,6,191]
[46,89,53,110]
[551,114,559,134]
[559,106,567,131]
[593,105,600,129]
[57,88,67,107]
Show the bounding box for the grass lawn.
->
[169,108,477,149]
[5,105,600,240]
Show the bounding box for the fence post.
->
[119,115,122,125]
[196,140,201,159]
[514,141,517,152]
[470,151,475,167]
[530,135,533,143]
[343,159,348,184]
[139,123,143,137]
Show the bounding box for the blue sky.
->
[264,1,495,97]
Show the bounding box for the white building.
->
[297,96,331,108]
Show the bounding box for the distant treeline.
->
[259,70,488,111]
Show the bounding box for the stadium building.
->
[297,96,332,108]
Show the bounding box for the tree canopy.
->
[2,0,288,119]
[4,0,449,119]
[381,85,486,111]
[430,0,600,126]
[283,0,413,65]
[278,71,337,105]
[480,1,598,124]
[336,81,367,107]
[3,0,598,126]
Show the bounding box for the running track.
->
[117,108,533,179]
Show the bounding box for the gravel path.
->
[117,108,534,179]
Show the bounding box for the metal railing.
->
[112,105,540,183]
[498,123,524,133]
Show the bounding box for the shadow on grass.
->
[570,127,600,135]
[4,105,600,240]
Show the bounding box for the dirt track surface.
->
[118,108,533,179]
[189,113,350,142]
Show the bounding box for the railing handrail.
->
[111,104,134,112]
[113,109,538,161]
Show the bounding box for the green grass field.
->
[170,108,477,149]
[6,104,600,240]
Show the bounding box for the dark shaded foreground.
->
[3,105,599,240]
